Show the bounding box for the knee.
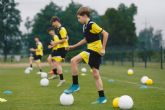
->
[71,58,77,65]
[92,69,100,80]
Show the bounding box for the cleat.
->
[48,75,58,80]
[91,97,107,104]
[64,84,80,94]
[57,80,66,87]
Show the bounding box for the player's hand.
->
[30,48,34,51]
[48,45,52,49]
[50,41,57,47]
[100,48,105,56]
[66,45,75,51]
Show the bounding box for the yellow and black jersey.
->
[35,42,43,56]
[55,26,69,49]
[52,35,59,51]
[83,20,103,53]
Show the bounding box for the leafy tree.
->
[102,3,137,47]
[138,27,163,50]
[30,2,62,53]
[0,0,21,61]
[138,27,154,50]
[60,1,82,44]
[152,30,163,50]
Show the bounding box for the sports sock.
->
[53,68,58,75]
[98,90,105,97]
[59,74,64,80]
[72,75,78,85]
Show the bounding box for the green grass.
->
[0,63,165,110]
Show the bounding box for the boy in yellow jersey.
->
[29,36,43,74]
[48,27,66,87]
[64,7,109,104]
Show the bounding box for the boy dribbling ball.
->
[29,36,43,74]
[64,6,109,104]
[49,16,69,87]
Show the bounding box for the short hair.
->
[50,16,60,23]
[47,27,55,32]
[34,36,40,39]
[77,6,90,17]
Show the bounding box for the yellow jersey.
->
[52,35,60,51]
[35,42,43,56]
[83,20,103,53]
[55,27,69,49]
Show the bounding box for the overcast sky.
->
[15,0,165,39]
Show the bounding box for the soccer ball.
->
[81,67,87,73]
[141,76,149,84]
[24,68,30,74]
[146,79,153,85]
[60,93,74,106]
[119,95,134,109]
[41,72,48,78]
[127,69,133,75]
[40,78,49,87]
[112,97,120,108]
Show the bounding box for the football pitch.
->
[0,63,165,110]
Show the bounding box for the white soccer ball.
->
[141,76,149,84]
[27,67,33,71]
[60,93,74,106]
[81,67,87,73]
[40,78,49,87]
[127,69,134,75]
[24,68,30,74]
[41,72,48,78]
[119,95,134,109]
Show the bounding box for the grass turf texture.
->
[0,64,165,110]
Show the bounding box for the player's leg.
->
[49,58,58,80]
[91,68,107,104]
[55,61,66,87]
[47,55,54,74]
[34,55,43,74]
[35,59,43,74]
[64,54,83,94]
[29,56,33,70]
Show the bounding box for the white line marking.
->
[102,76,165,91]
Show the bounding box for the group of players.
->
[28,6,109,104]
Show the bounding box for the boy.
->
[29,36,43,74]
[48,27,67,87]
[64,7,109,104]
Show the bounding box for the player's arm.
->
[67,38,87,50]
[91,23,109,56]
[100,30,109,56]
[30,44,42,52]
[48,40,54,49]
[30,48,36,52]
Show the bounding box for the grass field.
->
[0,63,165,110]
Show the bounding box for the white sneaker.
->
[37,72,42,75]
[26,67,33,71]
[28,67,33,71]
[48,75,58,80]
[57,80,66,87]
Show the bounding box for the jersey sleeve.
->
[90,23,103,34]
[59,27,68,39]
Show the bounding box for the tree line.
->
[0,0,163,61]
